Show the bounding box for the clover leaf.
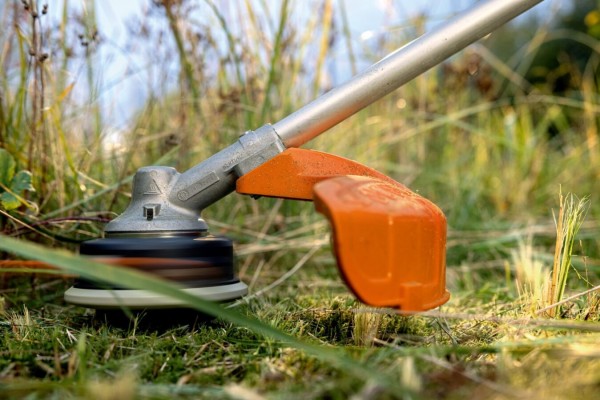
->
[0,148,35,211]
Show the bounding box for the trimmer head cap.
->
[64,235,247,309]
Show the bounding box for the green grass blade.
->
[0,234,410,395]
[260,0,290,121]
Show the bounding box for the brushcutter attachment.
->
[64,235,248,309]
[63,0,544,313]
[237,148,449,310]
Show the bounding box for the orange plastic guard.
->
[237,148,449,310]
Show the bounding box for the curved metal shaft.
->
[274,0,543,147]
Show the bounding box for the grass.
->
[1,0,600,398]
[546,192,590,317]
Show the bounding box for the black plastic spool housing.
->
[74,235,238,289]
[74,235,240,330]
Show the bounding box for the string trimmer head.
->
[64,0,543,312]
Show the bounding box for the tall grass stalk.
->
[162,1,202,117]
[260,0,289,121]
[204,0,247,104]
[512,240,548,315]
[312,0,333,97]
[545,191,589,317]
[82,0,101,143]
[339,0,357,76]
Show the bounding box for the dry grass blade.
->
[260,0,290,121]
[385,309,600,332]
[353,306,382,346]
[313,0,333,97]
[512,239,548,314]
[537,283,600,316]
[545,191,589,317]
[162,1,201,116]
[229,245,321,308]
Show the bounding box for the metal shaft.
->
[273,0,544,148]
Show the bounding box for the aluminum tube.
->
[273,0,544,148]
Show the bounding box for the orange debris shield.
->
[237,148,449,311]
